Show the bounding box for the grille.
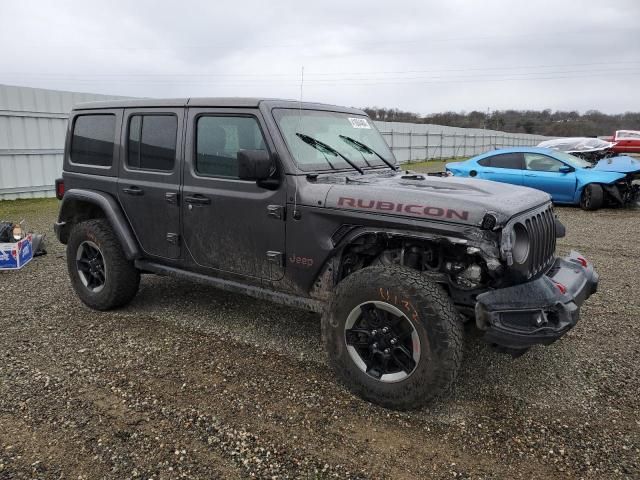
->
[522,205,556,278]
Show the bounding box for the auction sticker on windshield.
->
[348,117,371,129]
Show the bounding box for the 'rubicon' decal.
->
[337,197,469,221]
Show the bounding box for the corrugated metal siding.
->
[374,121,555,163]
[0,84,126,200]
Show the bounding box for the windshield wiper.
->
[339,135,398,171]
[296,133,364,175]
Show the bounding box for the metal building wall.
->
[374,121,554,163]
[0,84,125,200]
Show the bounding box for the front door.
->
[117,108,184,259]
[181,108,286,280]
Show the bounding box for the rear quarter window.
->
[70,114,116,167]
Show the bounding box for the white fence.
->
[374,121,554,163]
[1,84,556,200]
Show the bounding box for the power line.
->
[2,60,639,79]
[2,69,639,87]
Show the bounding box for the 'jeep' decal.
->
[337,197,469,221]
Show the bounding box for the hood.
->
[315,171,550,227]
[592,155,640,174]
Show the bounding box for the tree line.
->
[362,107,640,137]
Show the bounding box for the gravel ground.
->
[0,197,638,479]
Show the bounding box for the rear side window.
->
[478,153,523,169]
[196,116,266,178]
[127,115,177,171]
[70,114,115,166]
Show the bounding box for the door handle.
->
[123,186,144,196]
[185,194,211,205]
[524,173,536,177]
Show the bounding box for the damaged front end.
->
[603,175,640,207]
[476,251,598,356]
[474,204,598,356]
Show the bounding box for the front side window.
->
[525,153,564,172]
[196,116,266,178]
[479,153,523,169]
[127,115,177,171]
[273,109,395,172]
[70,114,115,166]
[548,151,591,169]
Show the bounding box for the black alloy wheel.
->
[76,240,107,292]
[344,301,421,383]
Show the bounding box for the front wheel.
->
[580,184,604,210]
[322,266,463,410]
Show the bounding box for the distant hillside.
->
[362,107,640,137]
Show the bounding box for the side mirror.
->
[559,165,574,174]
[237,150,273,181]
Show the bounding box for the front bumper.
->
[475,251,598,353]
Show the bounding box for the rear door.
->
[523,153,576,202]
[181,108,286,280]
[476,152,524,185]
[117,108,184,259]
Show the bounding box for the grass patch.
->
[401,157,468,173]
[0,197,59,220]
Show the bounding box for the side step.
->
[135,260,324,313]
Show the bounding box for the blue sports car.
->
[446,147,640,210]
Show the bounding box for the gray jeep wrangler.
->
[55,98,598,409]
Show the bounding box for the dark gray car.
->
[54,98,598,409]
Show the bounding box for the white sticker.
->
[348,117,371,129]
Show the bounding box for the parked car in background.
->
[601,130,640,155]
[446,147,640,210]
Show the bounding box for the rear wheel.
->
[580,184,604,210]
[67,219,140,310]
[322,266,463,410]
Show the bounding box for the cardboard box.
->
[0,234,33,270]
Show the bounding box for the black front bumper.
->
[475,251,599,353]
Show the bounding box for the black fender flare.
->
[55,189,140,260]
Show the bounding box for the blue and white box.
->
[0,234,33,270]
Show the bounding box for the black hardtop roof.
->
[73,97,365,115]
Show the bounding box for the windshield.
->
[552,150,593,168]
[273,108,396,172]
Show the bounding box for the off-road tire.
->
[67,219,140,310]
[580,183,604,211]
[322,266,463,410]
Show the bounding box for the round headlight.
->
[511,222,530,264]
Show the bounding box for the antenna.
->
[293,66,304,220]
[296,66,304,130]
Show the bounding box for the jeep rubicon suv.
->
[55,98,598,409]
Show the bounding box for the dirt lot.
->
[0,196,638,479]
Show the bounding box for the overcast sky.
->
[1,0,639,114]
